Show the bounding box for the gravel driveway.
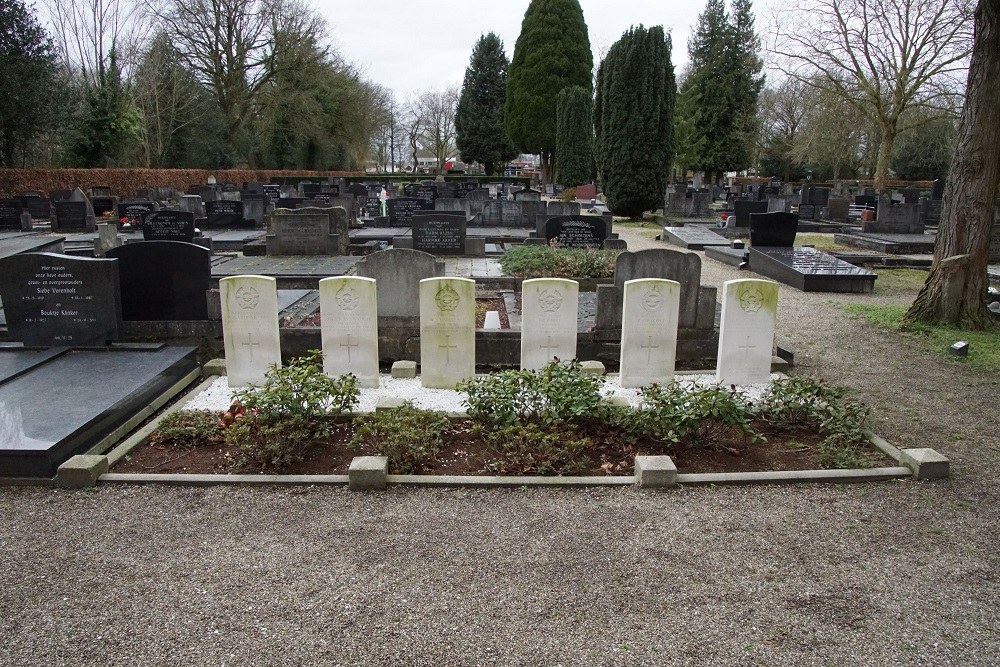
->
[1,228,997,666]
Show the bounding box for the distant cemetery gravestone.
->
[544,216,608,248]
[143,211,195,242]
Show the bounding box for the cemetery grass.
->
[842,303,1000,373]
[794,233,851,251]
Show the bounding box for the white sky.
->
[316,0,772,98]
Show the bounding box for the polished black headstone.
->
[142,210,195,241]
[18,195,51,220]
[412,215,466,254]
[750,212,799,248]
[205,200,250,228]
[0,345,198,477]
[0,252,122,345]
[0,199,24,230]
[734,200,768,227]
[107,241,210,320]
[387,198,420,225]
[118,201,156,227]
[359,197,382,218]
[52,201,89,231]
[91,196,116,217]
[347,183,369,198]
[262,184,281,201]
[749,246,876,293]
[544,216,608,248]
[276,197,304,210]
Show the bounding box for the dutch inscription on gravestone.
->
[143,211,195,242]
[205,200,248,227]
[118,201,156,227]
[412,216,466,254]
[387,198,420,225]
[544,216,607,248]
[0,199,24,231]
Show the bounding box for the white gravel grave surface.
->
[183,373,780,414]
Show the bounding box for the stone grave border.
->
[51,365,949,490]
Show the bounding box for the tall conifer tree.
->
[455,33,516,176]
[555,86,594,187]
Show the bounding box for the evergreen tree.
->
[0,0,59,166]
[555,86,594,187]
[455,33,516,176]
[505,0,593,180]
[65,49,142,167]
[594,25,675,218]
[681,0,764,180]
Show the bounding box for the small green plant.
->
[499,245,619,278]
[559,187,577,202]
[461,360,605,429]
[223,350,360,469]
[349,403,451,473]
[484,422,593,476]
[149,410,223,448]
[637,382,761,447]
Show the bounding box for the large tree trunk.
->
[906,0,1000,330]
[872,125,896,194]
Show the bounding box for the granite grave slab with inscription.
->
[662,226,730,250]
[544,216,607,248]
[142,211,195,242]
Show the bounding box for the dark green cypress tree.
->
[505,0,593,180]
[728,0,765,171]
[595,25,675,218]
[555,86,594,187]
[455,33,517,176]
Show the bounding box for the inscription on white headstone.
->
[620,279,681,388]
[319,276,379,388]
[520,278,579,370]
[221,275,281,387]
[419,277,475,388]
[715,278,779,385]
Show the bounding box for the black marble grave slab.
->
[749,246,877,292]
[52,201,89,232]
[0,253,122,346]
[205,200,250,228]
[387,198,420,225]
[0,345,198,477]
[0,234,65,261]
[705,245,750,267]
[662,226,730,250]
[107,242,210,320]
[118,201,157,228]
[0,346,67,383]
[749,212,799,248]
[412,215,466,254]
[0,200,26,231]
[544,216,608,248]
[143,211,195,242]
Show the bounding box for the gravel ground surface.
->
[1,228,998,666]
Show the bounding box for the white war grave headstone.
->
[319,276,379,388]
[221,275,281,387]
[419,277,475,389]
[619,279,681,388]
[520,278,579,370]
[715,278,779,385]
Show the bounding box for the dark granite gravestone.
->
[749,246,876,293]
[347,183,370,198]
[865,199,923,234]
[0,344,198,477]
[412,184,437,206]
[798,204,816,220]
[899,188,921,204]
[0,253,121,345]
[812,188,830,207]
[480,201,524,227]
[107,242,210,320]
[854,195,878,210]
[276,197,304,210]
[0,199,25,230]
[749,212,799,247]
[827,196,851,222]
[52,201,90,232]
[118,201,156,227]
[18,194,51,220]
[931,178,945,200]
[359,197,382,218]
[205,200,250,227]
[302,182,323,198]
[412,215,467,254]
[262,184,281,200]
[544,216,608,248]
[662,226,731,250]
[387,198,420,225]
[91,196,117,217]
[142,211,195,242]
[733,200,768,227]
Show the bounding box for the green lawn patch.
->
[499,245,620,278]
[841,303,1000,373]
[794,233,850,251]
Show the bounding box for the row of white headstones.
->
[221,275,780,390]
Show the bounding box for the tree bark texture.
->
[906,0,1000,329]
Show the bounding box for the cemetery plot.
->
[52,201,90,232]
[107,242,211,320]
[662,226,730,250]
[833,232,937,255]
[387,198,421,225]
[0,345,198,478]
[749,247,877,293]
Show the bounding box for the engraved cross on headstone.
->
[340,334,359,363]
[439,334,458,365]
[641,335,659,364]
[540,335,559,358]
[738,336,757,359]
[242,332,260,363]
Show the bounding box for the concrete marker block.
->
[349,456,388,491]
[391,360,417,378]
[56,455,110,489]
[203,358,227,376]
[635,455,677,489]
[579,360,606,377]
[375,397,408,412]
[899,448,950,480]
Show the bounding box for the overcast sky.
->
[316,0,772,98]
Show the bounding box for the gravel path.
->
[1,228,997,666]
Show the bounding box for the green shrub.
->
[149,410,223,448]
[349,403,451,474]
[224,415,321,469]
[559,186,577,202]
[461,360,605,429]
[499,245,619,278]
[637,382,760,447]
[485,422,592,476]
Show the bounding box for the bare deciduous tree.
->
[43,0,150,83]
[416,87,459,174]
[769,0,974,191]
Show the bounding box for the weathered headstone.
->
[419,277,476,388]
[716,279,778,385]
[412,214,467,254]
[142,211,195,242]
[547,201,582,217]
[220,275,281,387]
[480,201,524,227]
[827,196,850,222]
[514,188,541,201]
[178,195,205,219]
[619,279,681,388]
[52,201,90,232]
[355,248,443,319]
[107,241,210,320]
[0,253,121,345]
[865,198,922,234]
[520,278,579,370]
[18,194,51,220]
[434,198,471,218]
[319,276,379,388]
[266,212,346,255]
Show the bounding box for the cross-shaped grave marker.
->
[340,334,359,363]
[241,332,260,363]
[540,335,560,358]
[738,336,757,359]
[439,334,458,365]
[641,335,659,364]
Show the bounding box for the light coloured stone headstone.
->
[520,278,579,370]
[94,222,121,256]
[419,277,475,389]
[715,278,779,385]
[220,275,281,387]
[619,279,681,388]
[319,276,379,388]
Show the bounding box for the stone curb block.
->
[350,456,388,491]
[579,360,606,377]
[635,455,678,489]
[56,455,109,489]
[390,361,417,378]
[375,397,409,412]
[899,448,950,480]
[203,358,227,376]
